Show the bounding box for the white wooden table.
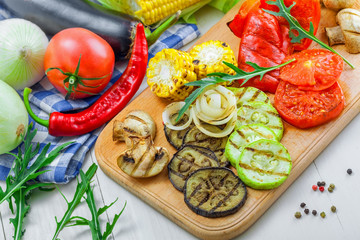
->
[1,6,360,240]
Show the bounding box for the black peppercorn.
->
[347,169,353,175]
[304,209,309,214]
[300,202,306,208]
[312,210,317,216]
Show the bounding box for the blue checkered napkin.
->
[0,3,200,183]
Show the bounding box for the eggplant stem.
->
[23,88,49,128]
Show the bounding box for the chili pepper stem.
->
[23,88,49,128]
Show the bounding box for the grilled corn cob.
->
[98,0,202,25]
[147,49,197,101]
[190,40,238,82]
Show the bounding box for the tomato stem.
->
[23,88,49,128]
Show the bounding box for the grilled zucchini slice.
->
[184,167,247,218]
[228,87,270,108]
[236,139,292,190]
[236,101,284,140]
[183,126,229,167]
[225,124,278,167]
[168,145,220,191]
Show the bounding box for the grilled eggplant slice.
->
[225,124,278,167]
[228,87,270,108]
[236,139,292,189]
[183,126,229,167]
[168,145,220,191]
[236,101,284,140]
[117,136,169,178]
[164,113,193,150]
[184,167,247,218]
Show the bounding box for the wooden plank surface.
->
[94,3,360,240]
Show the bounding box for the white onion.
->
[0,80,28,154]
[0,18,49,90]
[162,102,193,130]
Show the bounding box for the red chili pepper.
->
[23,23,148,137]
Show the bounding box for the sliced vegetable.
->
[235,8,293,93]
[168,145,219,191]
[263,0,354,68]
[113,110,156,143]
[236,139,292,189]
[336,9,360,54]
[163,102,193,131]
[236,101,284,140]
[24,23,148,137]
[261,0,321,51]
[45,28,115,99]
[164,115,193,150]
[274,81,345,128]
[279,49,344,91]
[0,18,48,90]
[183,126,229,167]
[225,124,278,167]
[190,40,238,81]
[184,167,247,218]
[147,49,197,101]
[117,136,170,178]
[227,87,270,108]
[322,0,356,10]
[0,81,28,154]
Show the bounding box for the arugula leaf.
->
[52,164,97,240]
[53,163,126,240]
[0,125,71,240]
[176,59,295,121]
[263,0,354,69]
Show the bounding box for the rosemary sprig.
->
[176,59,295,122]
[263,0,354,69]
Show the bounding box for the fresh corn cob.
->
[190,40,238,83]
[147,49,197,101]
[98,0,202,25]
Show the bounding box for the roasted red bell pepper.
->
[237,9,293,93]
[23,23,148,137]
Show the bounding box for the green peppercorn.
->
[320,212,326,218]
[295,212,302,219]
[331,206,337,213]
[330,183,335,189]
[328,187,333,192]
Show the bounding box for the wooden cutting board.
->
[95,3,360,240]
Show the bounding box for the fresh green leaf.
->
[209,0,243,13]
[10,188,29,240]
[102,201,127,240]
[84,183,102,240]
[52,164,97,240]
[263,0,354,68]
[176,59,295,122]
[97,198,118,217]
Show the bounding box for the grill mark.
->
[237,115,246,121]
[239,163,289,177]
[247,126,271,139]
[236,88,247,100]
[250,90,261,102]
[242,104,256,110]
[244,147,291,163]
[210,180,241,213]
[189,183,202,199]
[123,127,137,135]
[267,125,283,130]
[176,155,207,169]
[126,114,149,126]
[229,139,241,149]
[265,98,270,104]
[236,129,246,139]
[131,144,151,175]
[266,110,280,117]
[169,167,186,180]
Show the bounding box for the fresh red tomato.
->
[280,49,343,91]
[44,28,115,99]
[274,81,345,129]
[227,0,260,38]
[261,0,321,51]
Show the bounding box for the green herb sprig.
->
[263,0,354,69]
[0,124,72,240]
[176,59,295,122]
[53,163,126,240]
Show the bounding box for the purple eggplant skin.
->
[1,0,137,59]
[184,167,247,218]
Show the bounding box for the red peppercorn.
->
[312,185,318,191]
[319,186,325,192]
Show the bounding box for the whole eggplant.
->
[1,0,137,59]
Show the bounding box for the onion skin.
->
[0,81,28,154]
[0,18,48,90]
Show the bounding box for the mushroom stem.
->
[325,26,345,46]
